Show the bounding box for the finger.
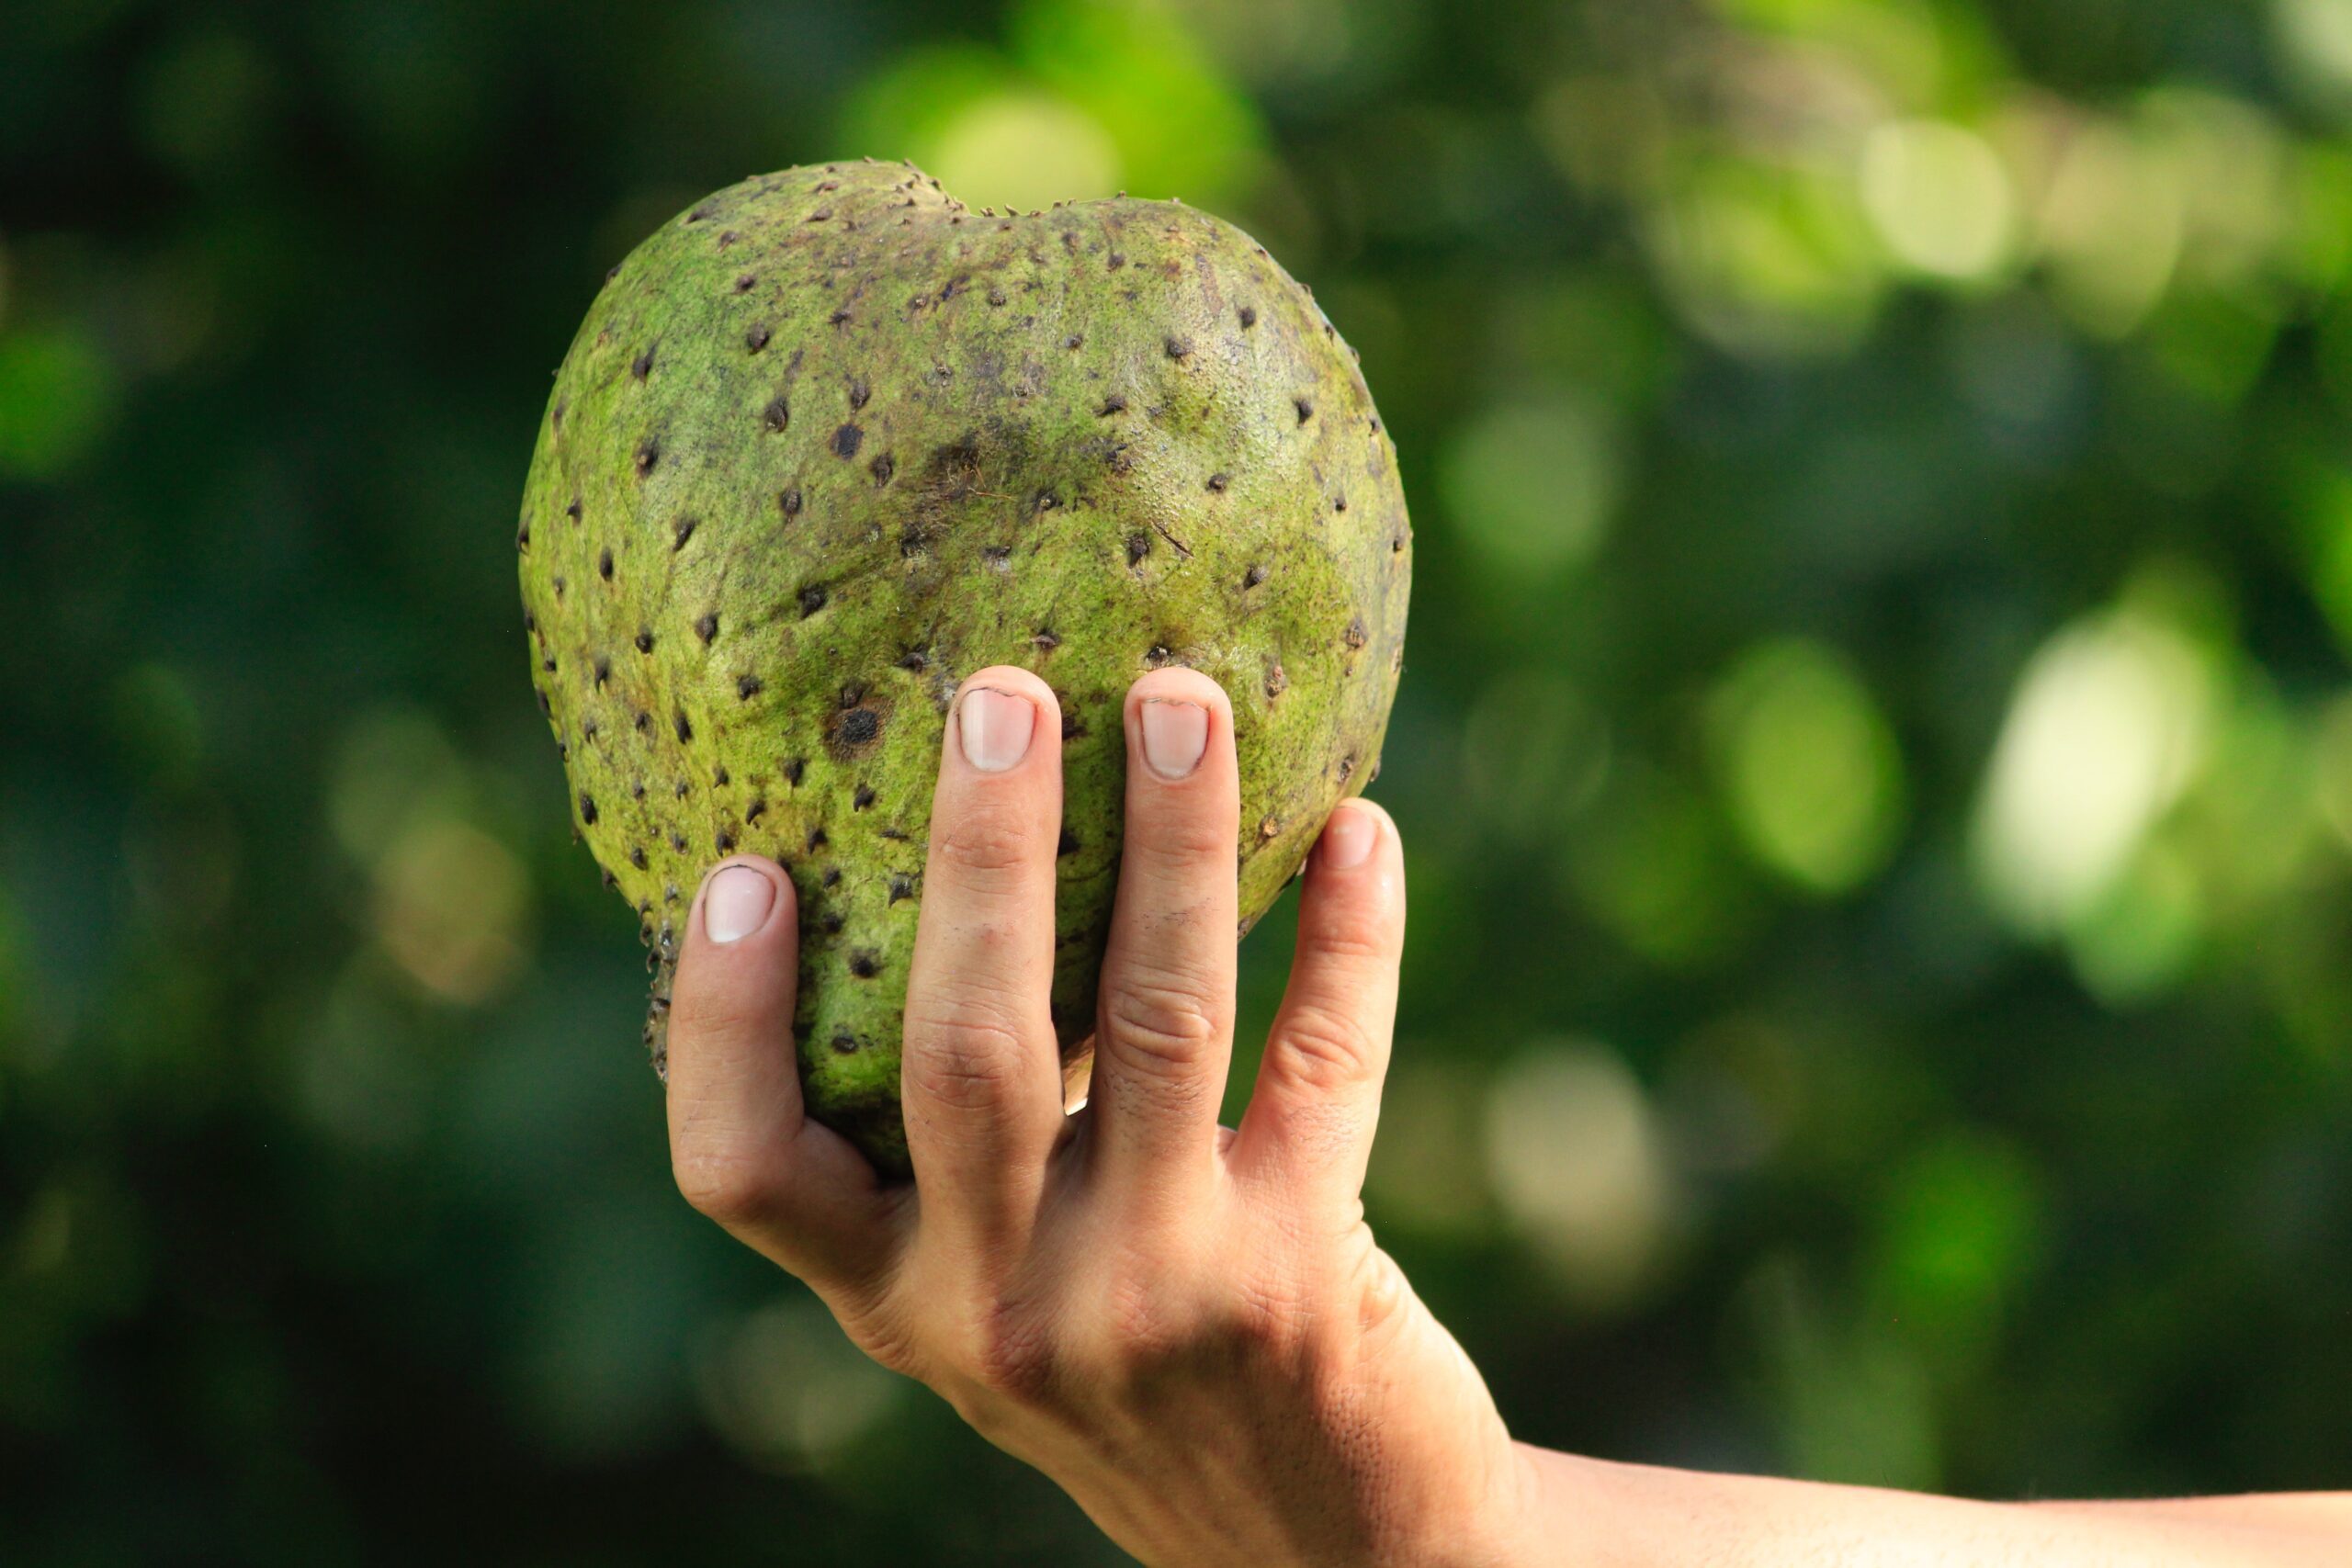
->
[1233,800,1405,1204]
[901,668,1068,1248]
[667,855,904,1293]
[1085,668,1239,1204]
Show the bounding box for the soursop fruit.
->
[518,160,1408,1173]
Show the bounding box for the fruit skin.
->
[518,160,1409,1175]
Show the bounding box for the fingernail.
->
[704,863,776,943]
[958,686,1035,773]
[1320,805,1377,869]
[1138,698,1209,780]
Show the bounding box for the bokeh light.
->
[11,0,2352,1554]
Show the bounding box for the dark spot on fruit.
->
[988,287,1006,306]
[780,487,802,516]
[634,711,651,735]
[1392,536,1404,553]
[598,547,614,580]
[716,828,736,852]
[737,674,763,700]
[896,647,928,671]
[1295,397,1314,423]
[832,423,863,457]
[1165,335,1192,358]
[1258,815,1280,840]
[745,323,772,353]
[564,496,581,523]
[552,575,565,597]
[1265,662,1288,699]
[798,584,828,617]
[672,516,697,551]
[1344,615,1368,649]
[1337,755,1355,785]
[686,202,716,223]
[593,656,610,687]
[1207,472,1229,492]
[1061,712,1086,740]
[763,396,789,433]
[1238,306,1257,327]
[635,437,660,475]
[1108,251,1126,269]
[714,764,729,786]
[601,867,616,889]
[821,866,842,888]
[888,874,914,904]
[535,688,551,716]
[516,521,530,550]
[636,626,654,654]
[838,707,879,745]
[579,792,598,825]
[542,655,558,673]
[1334,494,1348,512]
[819,909,844,934]
[1127,532,1150,566]
[674,779,690,799]
[670,829,687,851]
[1146,644,1176,668]
[1057,829,1079,857]
[854,785,875,810]
[848,378,870,411]
[632,348,654,379]
[630,845,649,869]
[830,307,852,326]
[831,1030,858,1055]
[808,209,831,223]
[745,797,765,823]
[783,757,806,785]
[696,612,719,645]
[1033,629,1060,652]
[1065,333,1083,350]
[734,273,756,292]
[870,453,895,485]
[848,951,880,978]
[1099,393,1126,416]
[1244,563,1268,589]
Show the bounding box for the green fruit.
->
[517,160,1409,1174]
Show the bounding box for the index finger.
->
[899,668,1069,1252]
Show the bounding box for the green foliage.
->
[5,0,2351,1558]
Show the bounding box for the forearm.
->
[1512,1445,2352,1568]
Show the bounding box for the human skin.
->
[662,663,2352,1566]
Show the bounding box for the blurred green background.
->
[7,0,2352,1560]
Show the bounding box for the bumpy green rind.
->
[518,160,1409,1174]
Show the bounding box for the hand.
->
[662,666,1533,1568]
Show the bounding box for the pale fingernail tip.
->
[705,863,778,943]
[1138,697,1210,779]
[959,685,1037,773]
[1321,804,1378,869]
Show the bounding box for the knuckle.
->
[1300,916,1396,966]
[1132,808,1234,864]
[1102,971,1224,1077]
[1270,1002,1381,1095]
[902,1010,1031,1113]
[933,801,1035,880]
[965,1303,1063,1404]
[667,981,775,1054]
[671,1145,784,1230]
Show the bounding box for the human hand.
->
[662,666,1532,1568]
